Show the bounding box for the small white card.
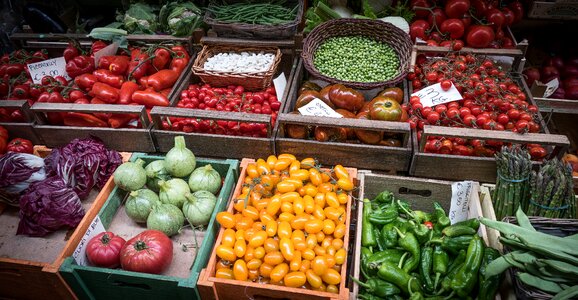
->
[72,216,106,266]
[411,82,463,107]
[298,98,343,118]
[449,181,474,224]
[27,57,71,84]
[94,42,119,66]
[543,78,559,98]
[273,72,287,102]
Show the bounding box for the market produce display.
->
[357,190,500,299]
[408,52,546,158]
[206,1,299,25]
[287,82,407,145]
[213,154,354,293]
[481,208,578,299]
[523,55,578,100]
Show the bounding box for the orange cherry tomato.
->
[278,221,292,239]
[285,178,303,189]
[234,239,247,258]
[260,263,274,278]
[248,268,259,281]
[321,171,331,183]
[236,216,254,231]
[337,193,348,204]
[244,228,256,241]
[284,271,307,288]
[318,182,335,193]
[326,284,339,294]
[274,158,292,172]
[300,157,316,169]
[277,181,296,193]
[290,251,302,271]
[309,169,322,186]
[324,207,342,222]
[300,259,311,273]
[293,197,305,215]
[326,246,337,257]
[312,205,326,220]
[215,268,234,279]
[256,158,271,175]
[303,195,315,214]
[216,259,231,270]
[311,256,328,276]
[289,160,301,173]
[264,238,279,253]
[233,260,249,281]
[244,246,255,261]
[249,231,268,248]
[235,229,246,241]
[252,221,265,232]
[304,218,324,234]
[277,153,296,162]
[262,174,280,191]
[333,165,349,180]
[334,223,346,239]
[279,212,296,223]
[314,193,326,208]
[325,255,336,268]
[266,155,277,169]
[302,248,316,261]
[306,269,323,288]
[325,192,340,208]
[216,245,237,261]
[291,214,310,230]
[266,195,282,216]
[322,269,341,285]
[246,258,262,270]
[322,236,334,249]
[323,219,336,235]
[281,201,294,214]
[314,245,327,256]
[264,251,284,266]
[254,247,266,259]
[222,229,236,248]
[332,264,341,273]
[265,220,278,237]
[316,232,326,243]
[332,238,344,250]
[234,198,246,213]
[290,169,309,182]
[291,229,306,245]
[246,163,259,178]
[253,198,269,211]
[304,185,318,197]
[270,263,289,283]
[335,248,346,265]
[216,212,236,229]
[279,237,295,261]
[260,211,275,224]
[280,192,300,203]
[337,177,354,191]
[306,234,318,250]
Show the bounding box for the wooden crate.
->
[528,1,578,20]
[58,155,239,300]
[275,58,412,173]
[150,38,299,159]
[351,172,488,299]
[197,158,357,300]
[30,103,156,152]
[408,47,570,183]
[0,149,131,300]
[0,100,43,144]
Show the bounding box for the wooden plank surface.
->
[535,97,578,114]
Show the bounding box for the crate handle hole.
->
[0,268,22,277]
[111,281,152,290]
[398,187,432,197]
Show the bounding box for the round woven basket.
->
[302,18,412,90]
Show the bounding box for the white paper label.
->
[93,42,119,66]
[273,72,287,102]
[72,216,106,266]
[543,78,559,98]
[27,57,71,84]
[449,181,474,224]
[298,98,343,118]
[411,82,463,107]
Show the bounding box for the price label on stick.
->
[27,57,71,84]
[94,42,119,66]
[449,181,474,224]
[298,98,343,118]
[72,216,106,266]
[273,72,287,102]
[411,82,463,107]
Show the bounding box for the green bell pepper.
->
[420,246,435,292]
[362,199,377,247]
[377,261,422,296]
[351,276,401,297]
[478,247,502,300]
[395,227,420,273]
[432,245,449,290]
[450,235,484,297]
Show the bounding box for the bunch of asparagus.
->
[493,146,532,221]
[527,158,576,219]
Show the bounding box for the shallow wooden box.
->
[0,100,43,144]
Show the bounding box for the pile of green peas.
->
[313,36,400,83]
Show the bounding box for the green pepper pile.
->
[356,190,501,300]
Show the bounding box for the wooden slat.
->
[31,103,146,114]
[200,36,295,49]
[535,97,578,114]
[151,107,271,124]
[279,113,410,132]
[414,44,524,57]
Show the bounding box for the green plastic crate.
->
[59,154,239,300]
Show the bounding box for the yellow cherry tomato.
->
[303,195,315,214]
[316,232,326,243]
[335,248,346,265]
[244,228,256,241]
[318,182,335,193]
[252,221,265,232]
[337,193,348,204]
[321,171,331,183]
[332,238,344,250]
[278,153,296,162]
[234,199,246,213]
[281,201,294,214]
[312,205,326,220]
[333,165,349,180]
[337,177,354,191]
[314,193,326,208]
[244,246,255,261]
[270,263,289,283]
[326,284,339,294]
[235,216,254,231]
[279,212,295,223]
[284,271,307,288]
[215,268,234,279]
[259,263,274,278]
[265,220,277,237]
[304,184,318,197]
[290,214,310,230]
[280,192,300,203]
[216,212,236,229]
[306,234,317,249]
[233,260,249,281]
[322,236,334,249]
[216,259,231,270]
[264,251,284,266]
[289,160,301,173]
[216,245,236,261]
[311,256,328,276]
[249,231,268,248]
[304,218,324,234]
[246,258,262,270]
[266,195,282,216]
[248,268,259,281]
[260,211,275,224]
[277,221,292,239]
[322,269,341,285]
[332,264,341,273]
[300,157,316,169]
[235,229,246,240]
[263,238,279,253]
[254,247,265,259]
[290,251,302,271]
[290,169,309,182]
[246,163,259,178]
[222,229,236,248]
[325,255,336,268]
[300,259,311,273]
[253,198,269,212]
[291,230,306,248]
[293,197,305,215]
[277,180,296,193]
[285,178,303,189]
[314,283,327,292]
[325,192,340,208]
[334,223,347,239]
[326,246,337,257]
[279,237,295,261]
[322,219,336,235]
[274,158,292,172]
[324,207,342,222]
[302,248,316,261]
[234,239,247,258]
[309,169,322,186]
[266,155,277,169]
[306,269,323,288]
[256,158,271,175]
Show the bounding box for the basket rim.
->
[301,18,412,90]
[204,0,303,30]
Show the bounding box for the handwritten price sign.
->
[298,98,343,118]
[411,82,463,107]
[449,181,473,224]
[72,216,105,266]
[27,57,71,84]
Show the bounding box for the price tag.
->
[273,72,287,103]
[449,181,474,224]
[411,82,463,107]
[298,98,343,118]
[94,42,119,66]
[543,78,559,98]
[72,216,106,266]
[27,57,70,84]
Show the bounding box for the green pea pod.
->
[478,247,502,300]
[351,277,401,297]
[420,246,435,292]
[377,261,422,296]
[442,225,477,237]
[362,199,377,247]
[450,235,484,297]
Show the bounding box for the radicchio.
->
[0,152,46,206]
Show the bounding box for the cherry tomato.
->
[321,268,341,285]
[216,212,236,229]
[216,245,237,261]
[284,271,307,288]
[311,256,328,276]
[270,263,289,283]
[233,260,249,281]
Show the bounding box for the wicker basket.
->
[302,18,413,90]
[502,216,578,300]
[192,45,282,91]
[204,0,303,40]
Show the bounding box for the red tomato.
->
[466,25,495,48]
[6,138,33,154]
[486,8,506,29]
[445,0,471,18]
[410,20,431,41]
[86,232,126,268]
[440,19,465,39]
[427,8,447,26]
[440,80,452,91]
[120,230,173,274]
